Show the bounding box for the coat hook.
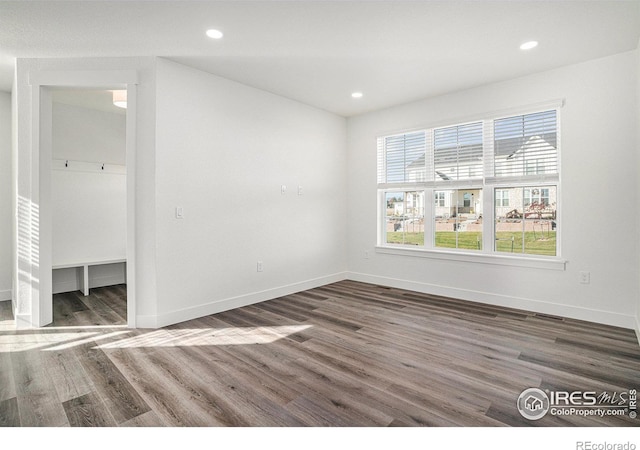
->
[65,160,68,167]
[101,164,105,171]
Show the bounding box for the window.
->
[377,104,560,260]
[495,189,509,207]
[434,122,483,181]
[495,186,557,256]
[384,191,425,246]
[378,131,427,184]
[494,110,557,177]
[434,189,482,251]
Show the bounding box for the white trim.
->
[35,85,51,326]
[347,272,635,329]
[484,174,560,186]
[29,70,138,87]
[138,272,348,329]
[125,82,136,328]
[52,258,126,270]
[375,245,566,271]
[26,68,138,329]
[0,289,11,301]
[14,313,32,329]
[635,315,640,347]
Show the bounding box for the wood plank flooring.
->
[0,280,638,427]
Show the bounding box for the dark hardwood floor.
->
[51,284,127,327]
[0,280,638,427]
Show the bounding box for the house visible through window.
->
[377,104,560,259]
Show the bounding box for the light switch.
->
[281,185,287,194]
[176,207,184,219]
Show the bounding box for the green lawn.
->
[434,232,482,250]
[495,231,556,256]
[386,231,556,256]
[386,232,424,246]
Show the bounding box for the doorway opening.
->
[49,89,128,327]
[32,72,138,329]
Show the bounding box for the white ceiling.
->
[0,0,638,117]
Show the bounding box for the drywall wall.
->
[53,102,126,164]
[347,50,639,328]
[152,58,347,327]
[13,57,157,327]
[51,169,126,265]
[50,168,126,293]
[0,91,11,301]
[50,102,126,293]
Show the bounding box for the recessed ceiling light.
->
[520,41,538,50]
[351,92,363,99]
[206,29,224,39]
[112,90,127,109]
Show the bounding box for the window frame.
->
[376,100,565,271]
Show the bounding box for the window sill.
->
[375,245,567,271]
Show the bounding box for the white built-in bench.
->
[52,259,126,296]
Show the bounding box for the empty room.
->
[0,0,639,447]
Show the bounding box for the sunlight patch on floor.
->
[44,330,132,351]
[0,329,132,353]
[0,319,15,332]
[97,325,312,349]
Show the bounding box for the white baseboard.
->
[0,289,11,301]
[137,272,348,329]
[347,271,637,330]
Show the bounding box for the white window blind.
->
[433,122,483,182]
[377,131,426,184]
[494,110,557,178]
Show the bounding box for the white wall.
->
[51,168,126,293]
[152,58,347,327]
[50,102,127,293]
[0,91,11,301]
[347,50,639,329]
[53,102,126,164]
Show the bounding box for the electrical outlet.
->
[579,271,590,284]
[175,207,184,219]
[364,251,370,259]
[257,261,264,272]
[298,185,303,195]
[281,185,287,195]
